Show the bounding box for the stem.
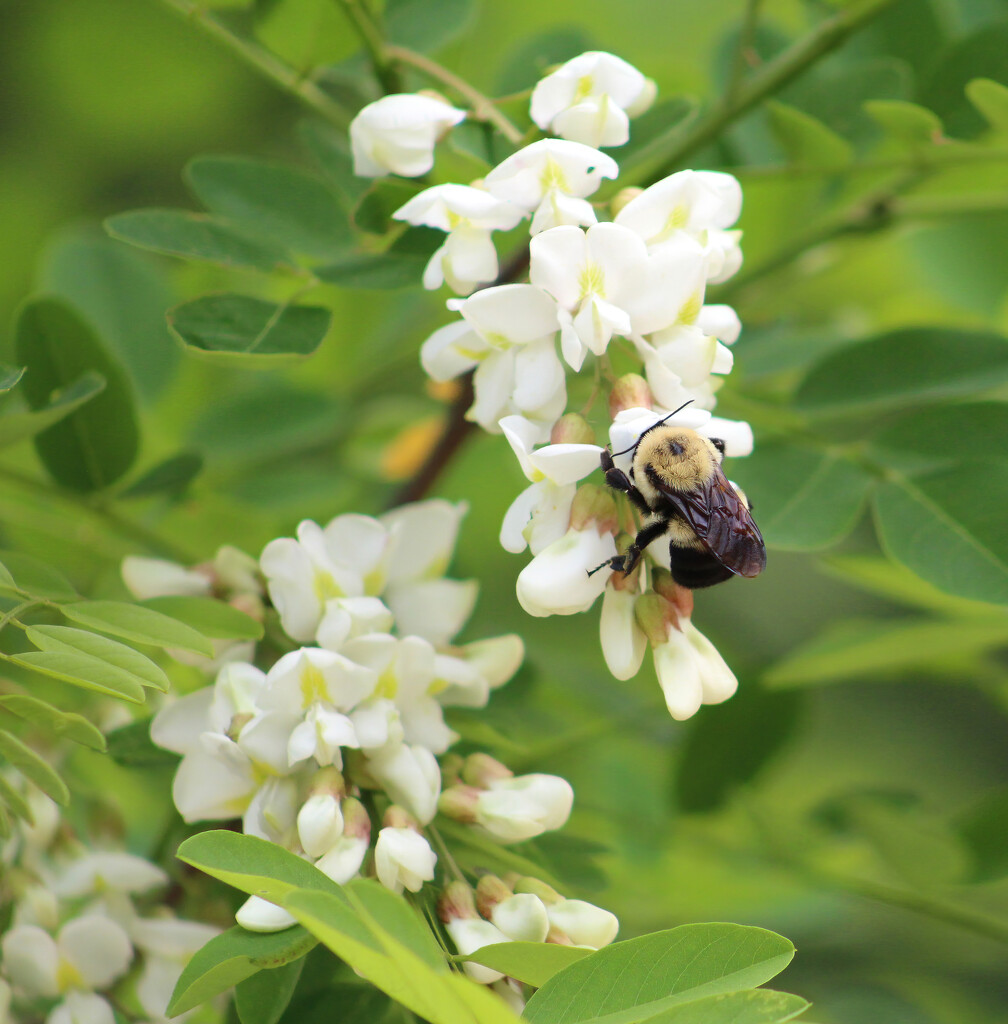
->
[0,464,198,563]
[0,601,40,635]
[645,0,897,179]
[723,0,765,108]
[335,0,401,93]
[385,45,525,144]
[157,0,351,128]
[426,823,467,884]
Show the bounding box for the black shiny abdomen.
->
[668,543,735,589]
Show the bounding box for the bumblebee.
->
[590,405,766,589]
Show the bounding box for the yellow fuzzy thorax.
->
[633,427,719,491]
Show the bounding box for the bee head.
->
[634,425,721,490]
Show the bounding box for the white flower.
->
[484,139,619,233]
[444,918,510,983]
[374,827,437,893]
[490,893,550,942]
[53,852,167,899]
[696,304,742,345]
[599,587,647,680]
[314,797,371,884]
[243,777,299,847]
[316,596,394,651]
[433,634,524,708]
[653,617,738,721]
[130,917,220,1020]
[474,773,574,842]
[530,51,656,148]
[516,527,616,617]
[170,743,259,824]
[547,898,619,947]
[367,743,442,825]
[47,992,116,1024]
[121,556,211,600]
[393,184,524,294]
[286,703,359,768]
[235,896,298,934]
[350,93,466,178]
[297,793,345,858]
[2,917,133,998]
[260,648,378,715]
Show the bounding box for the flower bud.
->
[600,587,647,681]
[438,880,477,923]
[569,485,619,534]
[382,804,417,830]
[462,753,513,788]
[634,593,675,647]
[547,898,619,948]
[550,413,595,446]
[610,187,644,218]
[297,793,345,858]
[474,773,574,843]
[512,876,561,905]
[546,924,574,944]
[516,527,616,617]
[491,893,550,943]
[438,784,481,823]
[651,569,693,620]
[374,827,437,893]
[341,797,372,841]
[608,374,653,418]
[236,895,297,933]
[439,753,465,787]
[475,874,512,919]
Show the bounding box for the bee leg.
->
[601,450,651,516]
[586,518,668,578]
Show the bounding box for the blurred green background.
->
[3,1,1008,1022]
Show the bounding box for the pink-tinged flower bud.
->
[438,880,477,923]
[341,797,372,841]
[462,753,513,788]
[609,373,653,417]
[474,773,574,843]
[438,784,482,823]
[236,895,297,933]
[569,485,619,534]
[550,413,596,446]
[439,753,464,787]
[297,793,345,858]
[491,893,550,943]
[546,924,574,944]
[547,898,619,948]
[230,593,265,622]
[445,918,510,983]
[382,804,417,830]
[374,827,437,893]
[512,876,562,904]
[475,875,512,919]
[650,569,694,620]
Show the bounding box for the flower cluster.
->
[0,780,217,1024]
[349,51,754,720]
[142,500,615,976]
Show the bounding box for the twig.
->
[157,0,351,128]
[334,0,401,93]
[385,45,525,145]
[723,0,765,108]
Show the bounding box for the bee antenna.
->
[610,399,695,457]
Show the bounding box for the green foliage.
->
[461,942,590,987]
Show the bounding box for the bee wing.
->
[663,468,767,578]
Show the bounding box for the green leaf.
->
[763,617,1008,688]
[38,229,179,401]
[316,228,443,289]
[767,101,853,168]
[0,372,106,450]
[639,990,808,1024]
[253,0,359,73]
[297,120,371,210]
[794,329,1008,416]
[105,719,178,767]
[874,463,1008,604]
[0,729,70,805]
[868,402,1008,473]
[120,452,204,499]
[142,596,264,641]
[25,624,169,691]
[167,295,332,366]
[345,879,444,970]
[0,366,25,392]
[957,787,1008,881]
[14,297,140,492]
[523,924,795,1024]
[235,957,304,1024]
[105,210,294,272]
[178,830,341,902]
[60,599,214,656]
[383,0,476,53]
[0,771,34,824]
[185,156,350,261]
[461,942,591,988]
[0,694,105,751]
[283,887,522,1024]
[0,550,78,601]
[728,444,873,551]
[10,651,146,703]
[966,77,1008,132]
[864,99,943,144]
[353,180,424,235]
[168,925,317,1016]
[494,27,600,94]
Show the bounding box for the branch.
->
[644,0,897,179]
[334,0,402,93]
[157,0,351,128]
